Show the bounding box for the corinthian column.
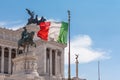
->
[61,49,64,77]
[8,48,12,74]
[75,54,79,79]
[49,49,52,76]
[55,49,58,76]
[1,46,4,73]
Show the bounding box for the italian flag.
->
[37,21,68,44]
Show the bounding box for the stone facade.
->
[0,24,66,80]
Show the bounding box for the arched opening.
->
[11,49,16,59]
[46,48,50,74]
[57,50,61,74]
[4,47,9,74]
[52,50,55,75]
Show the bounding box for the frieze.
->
[0,38,17,48]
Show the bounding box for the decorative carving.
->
[31,61,37,70]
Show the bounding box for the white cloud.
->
[0,22,7,28]
[37,17,61,22]
[0,22,7,26]
[9,24,25,30]
[47,18,61,22]
[0,21,25,30]
[64,35,110,64]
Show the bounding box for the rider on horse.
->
[21,27,28,41]
[18,27,36,53]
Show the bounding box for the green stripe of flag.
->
[57,22,68,44]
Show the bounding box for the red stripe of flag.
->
[37,22,51,40]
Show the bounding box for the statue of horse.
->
[17,31,36,54]
[26,9,46,25]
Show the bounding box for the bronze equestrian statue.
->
[26,8,46,25]
[17,27,36,54]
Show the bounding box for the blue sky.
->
[0,0,120,80]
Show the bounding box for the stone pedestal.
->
[10,51,40,80]
[0,73,5,80]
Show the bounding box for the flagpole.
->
[98,61,100,80]
[68,10,71,80]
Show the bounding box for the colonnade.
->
[46,48,63,77]
[0,46,16,74]
[0,46,64,77]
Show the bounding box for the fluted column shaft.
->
[49,49,52,76]
[1,47,4,73]
[8,48,12,74]
[55,50,58,76]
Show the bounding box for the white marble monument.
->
[0,24,66,80]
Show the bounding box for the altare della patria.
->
[0,9,86,80]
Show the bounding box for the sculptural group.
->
[26,8,46,25]
[17,9,46,54]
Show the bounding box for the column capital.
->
[8,47,12,50]
[1,46,5,49]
